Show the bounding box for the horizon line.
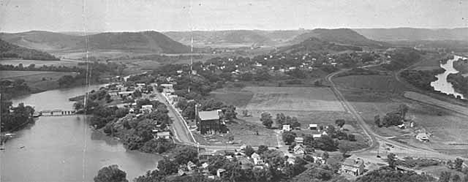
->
[1,26,468,34]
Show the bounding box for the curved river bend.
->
[430,55,466,100]
[1,86,160,182]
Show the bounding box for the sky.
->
[0,0,467,33]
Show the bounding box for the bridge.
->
[35,110,77,117]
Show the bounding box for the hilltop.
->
[354,27,468,41]
[290,28,386,47]
[0,31,190,54]
[278,37,363,54]
[0,38,59,60]
[164,30,275,47]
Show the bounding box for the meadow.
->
[0,70,78,92]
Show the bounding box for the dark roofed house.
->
[197,110,222,134]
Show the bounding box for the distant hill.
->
[0,31,190,54]
[85,31,190,53]
[290,28,386,47]
[0,38,59,60]
[354,28,468,41]
[0,31,83,51]
[164,30,307,47]
[278,37,362,55]
[164,30,276,47]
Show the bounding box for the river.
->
[0,85,160,182]
[430,55,466,100]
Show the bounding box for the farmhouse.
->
[283,125,291,132]
[161,84,174,93]
[141,105,153,113]
[340,158,365,176]
[293,144,305,155]
[294,137,304,144]
[197,110,222,134]
[156,131,171,139]
[309,124,318,130]
[118,91,134,97]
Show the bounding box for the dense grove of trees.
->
[0,63,82,72]
[400,69,444,91]
[0,39,59,60]
[447,73,468,99]
[0,102,35,132]
[374,104,408,127]
[356,166,435,182]
[0,79,31,98]
[94,165,128,182]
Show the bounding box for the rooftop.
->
[199,110,220,121]
[342,158,364,167]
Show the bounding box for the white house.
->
[282,125,291,132]
[309,124,318,130]
[293,144,305,155]
[141,105,153,113]
[251,153,263,165]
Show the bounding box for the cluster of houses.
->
[174,144,328,179]
[173,143,366,179]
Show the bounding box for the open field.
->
[334,72,468,157]
[0,70,78,91]
[405,91,468,116]
[334,75,408,93]
[411,53,449,71]
[242,86,345,112]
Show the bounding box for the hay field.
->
[242,86,345,112]
[334,75,408,93]
[0,71,77,91]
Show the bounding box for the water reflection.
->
[430,55,466,99]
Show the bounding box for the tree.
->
[314,135,338,151]
[282,131,296,145]
[335,119,346,128]
[257,145,268,155]
[453,174,461,182]
[455,158,465,171]
[382,112,403,127]
[398,104,409,120]
[338,141,353,157]
[387,153,396,169]
[261,112,273,128]
[321,152,329,161]
[326,125,336,136]
[173,146,198,165]
[303,135,315,148]
[439,171,451,182]
[94,165,128,182]
[374,115,382,127]
[244,145,255,157]
[157,157,178,175]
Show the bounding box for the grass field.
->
[334,73,468,157]
[242,86,345,112]
[334,75,408,93]
[0,70,77,92]
[412,53,450,71]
